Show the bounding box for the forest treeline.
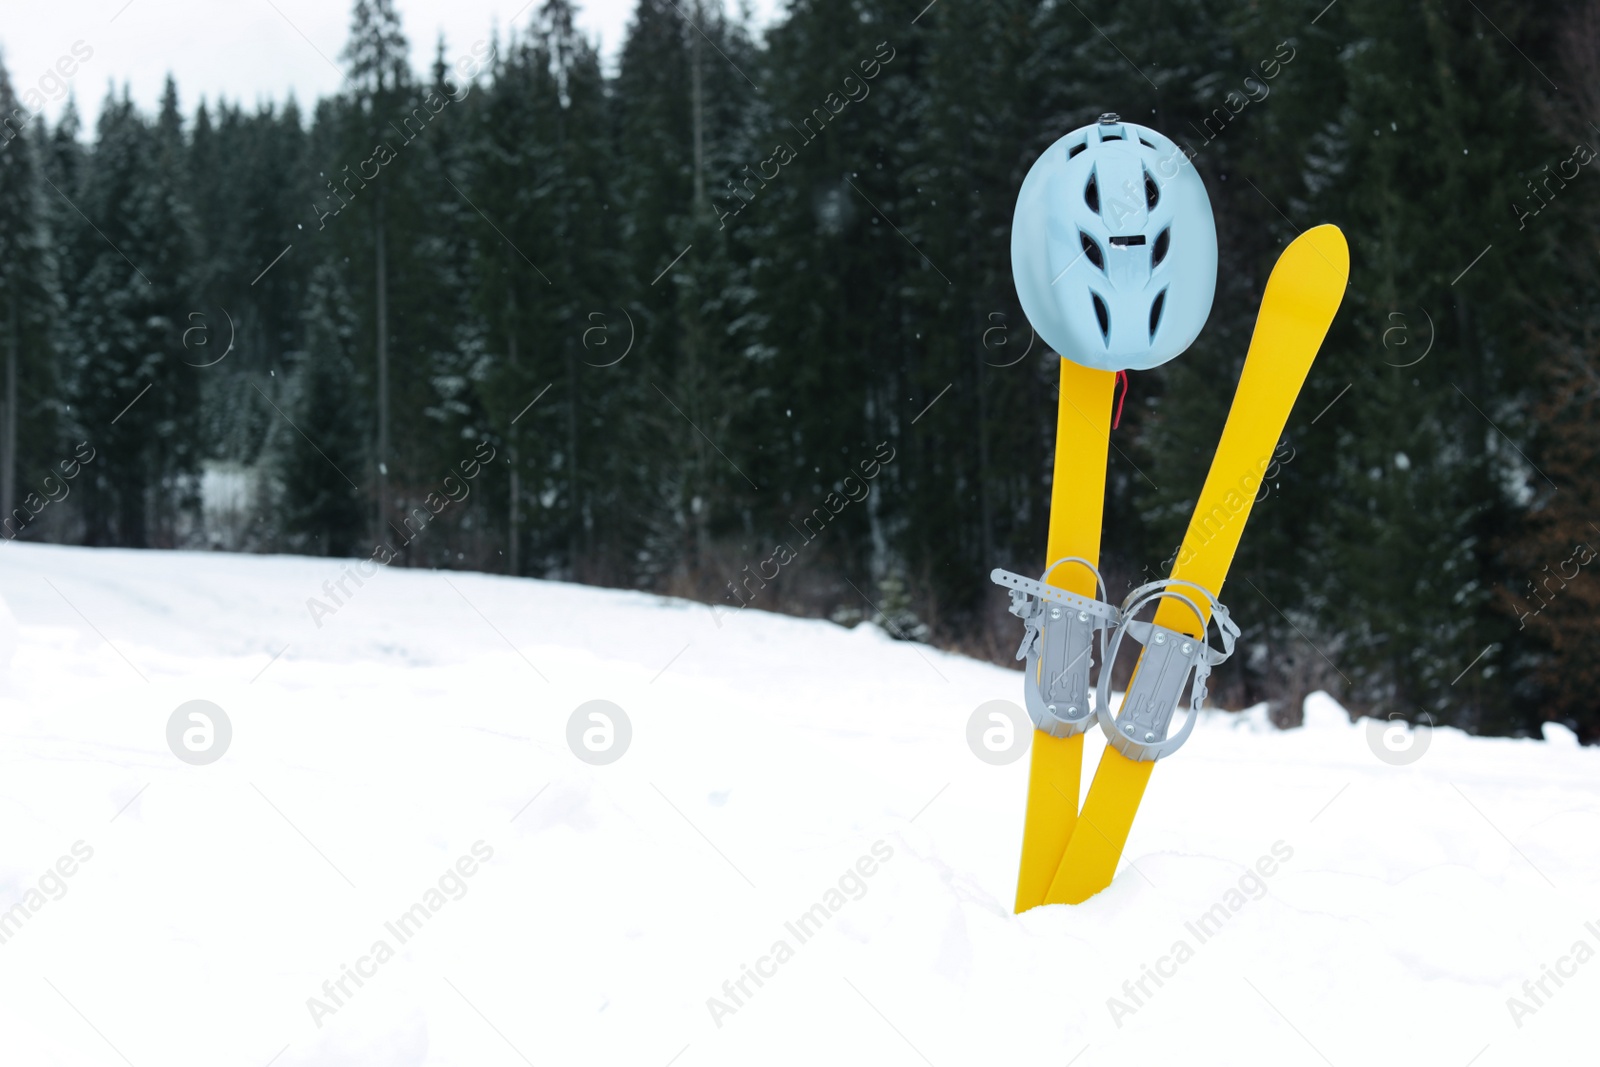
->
[1,0,1597,740]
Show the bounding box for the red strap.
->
[1112,369,1128,429]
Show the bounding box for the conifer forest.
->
[2,0,1597,742]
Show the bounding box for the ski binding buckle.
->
[1096,579,1239,761]
[990,558,1119,738]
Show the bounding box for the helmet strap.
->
[1112,369,1129,429]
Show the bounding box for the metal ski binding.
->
[990,558,1120,737]
[1095,578,1240,761]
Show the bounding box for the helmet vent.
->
[1149,289,1167,339]
[1080,231,1105,271]
[1092,292,1111,345]
[1101,133,1123,141]
[1068,140,1088,159]
[1084,171,1099,214]
[1144,168,1160,209]
[1152,226,1171,267]
[1139,136,1156,149]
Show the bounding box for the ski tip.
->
[1258,224,1349,333]
[1285,223,1349,285]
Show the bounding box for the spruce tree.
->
[338,0,412,543]
[0,59,59,534]
[281,262,367,556]
[1279,0,1560,731]
[64,85,198,546]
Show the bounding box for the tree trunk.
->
[566,331,581,570]
[685,5,711,569]
[507,287,520,577]
[375,184,391,550]
[1,292,16,525]
[691,4,707,212]
[974,317,994,569]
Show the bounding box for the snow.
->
[0,542,1596,1065]
[0,579,16,669]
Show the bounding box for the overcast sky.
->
[2,0,780,133]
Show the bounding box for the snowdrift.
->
[0,543,1594,1065]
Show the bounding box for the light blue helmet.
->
[1012,114,1217,372]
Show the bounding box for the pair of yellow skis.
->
[1014,225,1349,911]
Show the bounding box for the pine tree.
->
[1503,0,1600,741]
[338,0,412,543]
[41,100,89,540]
[612,0,759,589]
[389,36,496,569]
[0,58,59,536]
[463,5,633,580]
[189,96,314,499]
[1275,0,1560,732]
[463,21,562,575]
[281,262,367,556]
[739,0,929,618]
[64,84,199,546]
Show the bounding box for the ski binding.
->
[990,558,1120,738]
[1095,579,1240,761]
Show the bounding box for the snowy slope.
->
[0,542,1595,1066]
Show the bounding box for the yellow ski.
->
[1045,224,1349,905]
[1012,358,1116,912]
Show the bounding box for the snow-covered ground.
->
[0,542,1595,1066]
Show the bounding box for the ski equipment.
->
[1043,223,1350,906]
[1004,360,1116,912]
[991,559,1119,739]
[1093,579,1239,761]
[1012,113,1218,373]
[1001,116,1220,913]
